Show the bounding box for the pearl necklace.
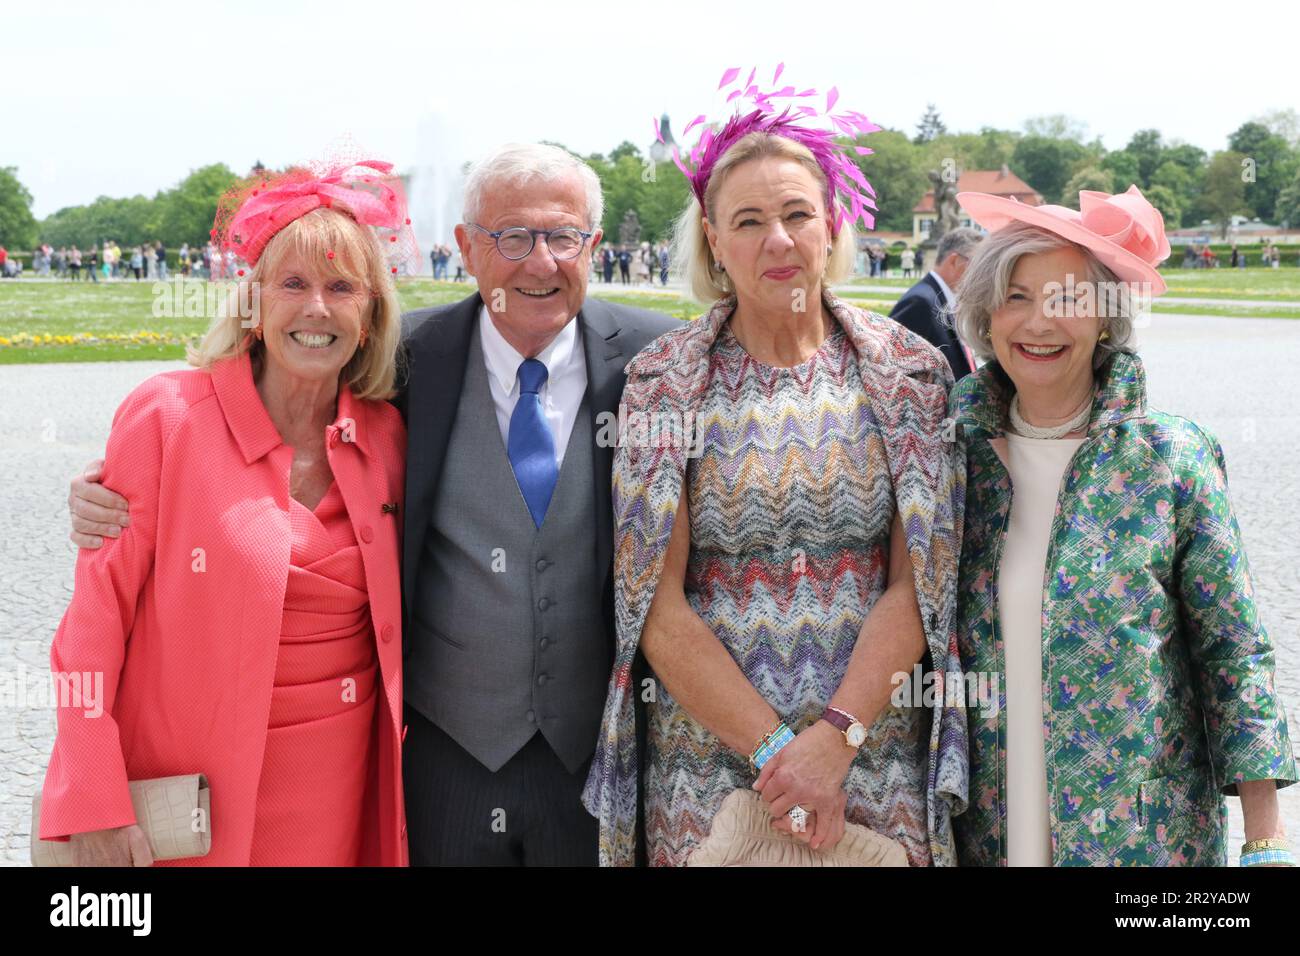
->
[1008,394,1091,439]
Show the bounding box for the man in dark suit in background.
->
[889,226,982,381]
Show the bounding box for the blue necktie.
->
[508,359,558,529]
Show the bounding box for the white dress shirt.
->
[478,305,588,470]
[928,269,955,307]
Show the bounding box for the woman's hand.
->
[69,825,154,867]
[754,719,856,851]
[769,789,849,850]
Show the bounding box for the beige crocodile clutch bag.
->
[686,789,909,867]
[30,774,212,866]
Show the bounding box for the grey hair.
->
[462,142,605,231]
[935,226,982,266]
[952,222,1136,368]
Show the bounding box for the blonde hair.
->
[189,206,403,400]
[673,132,857,304]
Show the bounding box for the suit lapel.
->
[921,271,942,301]
[402,292,481,605]
[578,297,626,592]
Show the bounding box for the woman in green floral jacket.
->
[948,185,1296,867]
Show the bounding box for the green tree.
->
[1148,161,1194,226]
[1143,184,1182,231]
[156,163,239,247]
[1062,166,1115,200]
[1276,170,1300,228]
[1161,142,1207,176]
[923,128,1019,176]
[971,127,1021,169]
[42,194,157,248]
[1228,121,1296,221]
[594,153,689,244]
[1101,150,1141,189]
[914,104,946,145]
[608,141,643,163]
[1124,129,1165,186]
[0,166,39,249]
[850,128,928,232]
[1201,151,1250,239]
[1011,135,1090,204]
[1023,114,1088,142]
[1254,108,1300,148]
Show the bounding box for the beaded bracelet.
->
[750,721,795,771]
[1240,848,1295,867]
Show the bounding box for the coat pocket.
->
[1136,765,1224,864]
[412,616,465,650]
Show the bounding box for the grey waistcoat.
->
[404,331,611,773]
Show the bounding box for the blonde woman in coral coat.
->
[41,163,412,866]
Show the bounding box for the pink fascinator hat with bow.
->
[957,184,1171,295]
[665,65,882,234]
[212,144,418,274]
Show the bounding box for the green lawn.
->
[850,268,1300,301]
[0,273,1295,364]
[1158,268,1300,300]
[0,279,479,363]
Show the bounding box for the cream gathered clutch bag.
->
[31,774,212,866]
[686,789,909,867]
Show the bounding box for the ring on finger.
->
[788,804,809,833]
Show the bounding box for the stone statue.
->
[929,168,960,242]
[918,168,961,272]
[619,209,642,247]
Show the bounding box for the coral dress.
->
[248,480,379,866]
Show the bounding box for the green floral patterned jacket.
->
[950,350,1296,866]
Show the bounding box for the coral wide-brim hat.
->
[957,184,1171,295]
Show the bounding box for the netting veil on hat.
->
[212,141,419,275]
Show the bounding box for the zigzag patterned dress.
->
[643,319,932,867]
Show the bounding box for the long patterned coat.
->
[951,350,1297,866]
[581,292,970,866]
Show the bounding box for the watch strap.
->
[820,706,855,732]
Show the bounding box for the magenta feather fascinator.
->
[660,65,882,233]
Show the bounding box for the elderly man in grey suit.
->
[66,143,680,866]
[888,227,982,381]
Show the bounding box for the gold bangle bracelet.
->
[1242,838,1290,854]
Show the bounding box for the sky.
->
[7,0,1298,219]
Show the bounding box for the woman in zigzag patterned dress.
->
[641,294,933,866]
[583,88,970,866]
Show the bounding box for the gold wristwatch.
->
[821,705,867,750]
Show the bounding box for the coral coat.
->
[39,351,408,865]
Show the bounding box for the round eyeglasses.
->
[467,223,594,261]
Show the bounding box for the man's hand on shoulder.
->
[69,459,129,549]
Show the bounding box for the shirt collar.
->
[478,303,581,397]
[928,270,954,306]
[210,349,371,464]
